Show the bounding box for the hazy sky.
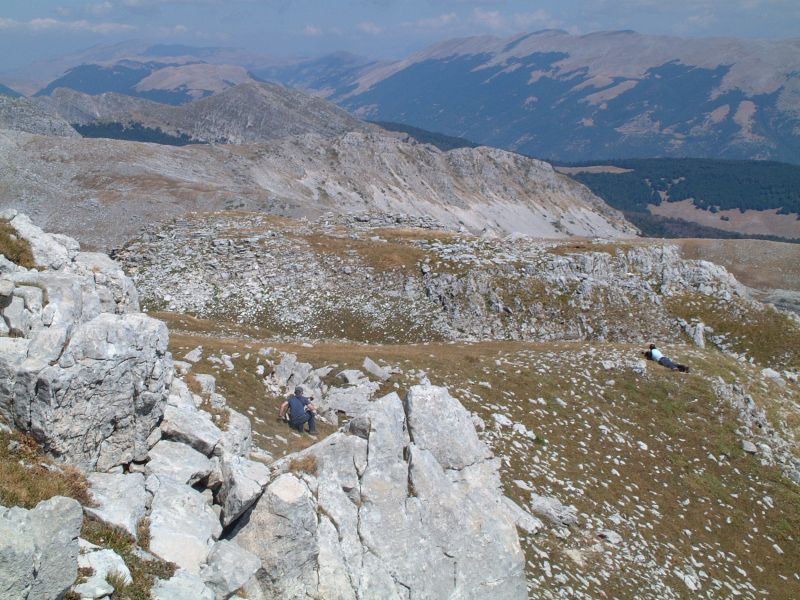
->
[1,0,798,71]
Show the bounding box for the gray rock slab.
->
[85,472,149,540]
[217,453,270,527]
[200,540,262,599]
[405,384,491,470]
[363,356,390,381]
[529,493,578,526]
[152,570,215,600]
[147,476,223,574]
[217,408,252,458]
[193,373,216,395]
[0,496,83,600]
[146,440,213,486]
[77,547,132,585]
[160,403,223,456]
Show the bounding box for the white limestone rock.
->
[84,472,149,540]
[232,387,526,599]
[363,356,390,381]
[146,475,223,574]
[200,540,262,599]
[0,496,83,600]
[216,453,270,527]
[146,440,213,486]
[152,570,215,600]
[160,402,223,456]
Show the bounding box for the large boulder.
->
[0,215,171,471]
[0,496,83,600]
[232,386,526,599]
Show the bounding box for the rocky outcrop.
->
[714,380,800,484]
[0,496,83,600]
[0,212,171,470]
[118,213,750,344]
[231,386,527,599]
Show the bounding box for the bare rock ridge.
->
[118,212,744,345]
[233,386,527,599]
[37,82,375,144]
[0,95,79,138]
[0,126,636,250]
[0,215,527,598]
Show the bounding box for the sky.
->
[0,0,798,73]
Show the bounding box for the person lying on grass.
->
[279,386,318,435]
[644,344,690,373]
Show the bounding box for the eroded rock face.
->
[232,385,527,599]
[0,213,171,470]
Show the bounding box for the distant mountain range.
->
[318,30,800,164]
[9,31,800,162]
[0,83,21,97]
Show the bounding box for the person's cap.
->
[649,344,656,350]
[294,386,304,395]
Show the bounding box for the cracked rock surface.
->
[231,386,526,599]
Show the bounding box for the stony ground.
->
[160,316,800,599]
[118,212,800,598]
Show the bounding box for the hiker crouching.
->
[280,386,318,435]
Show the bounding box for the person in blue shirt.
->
[279,386,318,435]
[645,344,690,373]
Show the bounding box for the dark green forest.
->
[74,122,199,146]
[561,158,800,215]
[372,121,479,151]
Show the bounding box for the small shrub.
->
[0,220,36,269]
[136,517,151,551]
[288,454,318,475]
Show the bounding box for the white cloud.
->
[471,8,505,30]
[407,13,458,30]
[357,21,384,35]
[303,24,322,36]
[0,17,135,33]
[86,1,115,17]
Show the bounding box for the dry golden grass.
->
[667,293,800,369]
[288,454,318,475]
[299,232,428,275]
[0,427,92,509]
[82,518,176,600]
[0,219,36,269]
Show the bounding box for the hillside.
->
[116,210,800,598]
[0,83,21,97]
[558,158,800,240]
[0,127,635,250]
[293,30,800,163]
[0,96,79,138]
